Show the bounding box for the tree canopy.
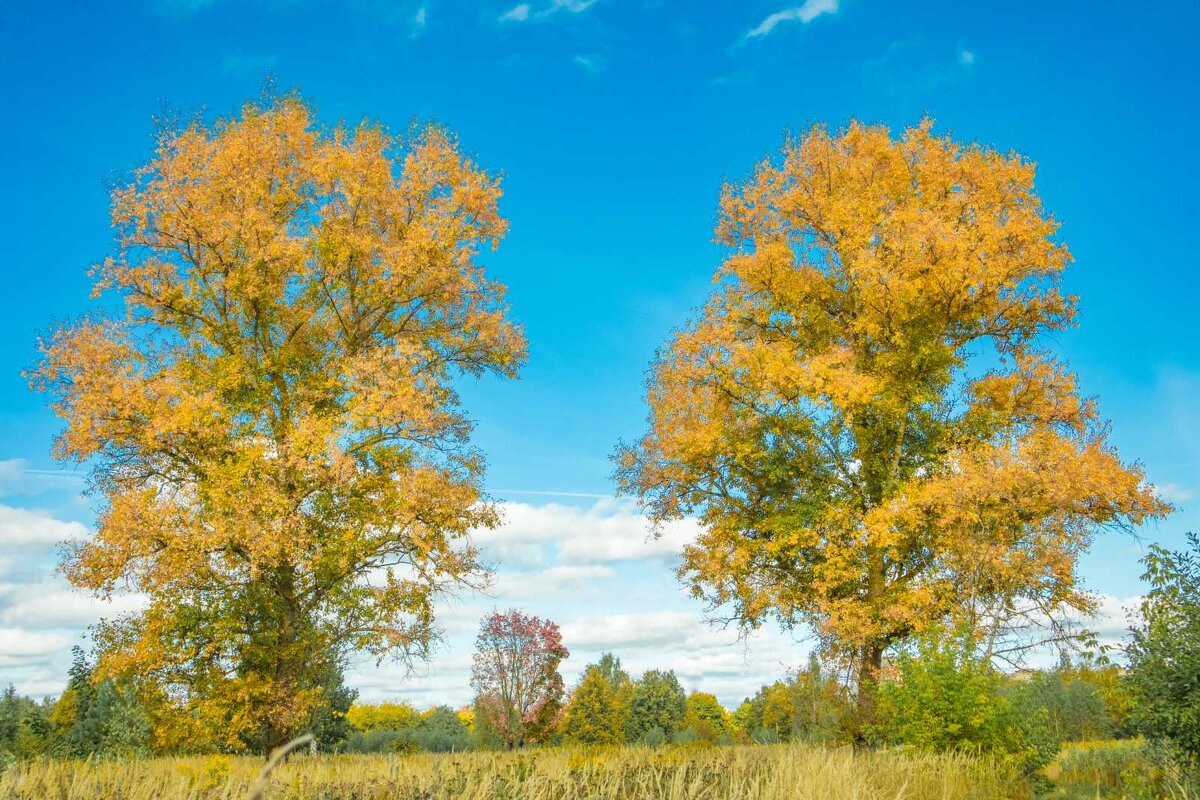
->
[31,95,524,753]
[615,120,1168,726]
[471,609,568,749]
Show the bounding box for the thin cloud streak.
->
[745,0,838,40]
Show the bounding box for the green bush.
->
[636,726,668,748]
[1007,668,1116,742]
[876,629,1058,775]
[338,728,413,753]
[1127,534,1200,765]
[409,706,472,753]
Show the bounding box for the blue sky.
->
[0,0,1197,708]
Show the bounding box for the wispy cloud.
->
[572,54,603,74]
[862,39,979,97]
[499,3,530,22]
[498,0,598,23]
[550,0,598,12]
[745,0,838,39]
[1154,482,1195,504]
[709,70,755,88]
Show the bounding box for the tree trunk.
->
[852,642,884,747]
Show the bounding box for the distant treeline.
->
[0,647,1126,768]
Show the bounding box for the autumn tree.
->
[615,120,1168,731]
[681,692,730,742]
[470,609,567,749]
[346,701,421,734]
[562,665,625,745]
[31,95,524,753]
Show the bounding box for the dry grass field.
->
[0,742,1031,800]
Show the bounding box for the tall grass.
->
[0,742,1030,800]
[1048,740,1199,800]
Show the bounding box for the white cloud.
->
[499,3,531,21]
[1086,593,1140,642]
[551,0,597,11]
[0,505,88,546]
[491,564,615,600]
[1154,482,1195,504]
[0,628,70,659]
[958,48,976,66]
[561,610,697,649]
[573,54,602,74]
[746,0,838,39]
[476,498,699,566]
[0,588,147,629]
[498,0,596,23]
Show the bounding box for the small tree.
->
[681,692,730,742]
[470,609,568,749]
[1008,666,1116,743]
[625,670,686,743]
[563,666,624,745]
[735,657,850,744]
[52,648,152,758]
[0,687,52,759]
[1126,533,1200,763]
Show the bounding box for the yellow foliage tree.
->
[346,702,420,733]
[31,95,525,753]
[562,666,625,746]
[681,691,730,742]
[615,120,1168,729]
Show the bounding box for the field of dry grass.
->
[0,742,1032,800]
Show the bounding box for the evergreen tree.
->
[308,660,358,751]
[0,686,52,758]
[55,647,151,758]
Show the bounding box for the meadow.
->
[4,40,1198,800]
[0,742,1037,800]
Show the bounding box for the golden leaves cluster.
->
[617,120,1168,666]
[31,96,524,747]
